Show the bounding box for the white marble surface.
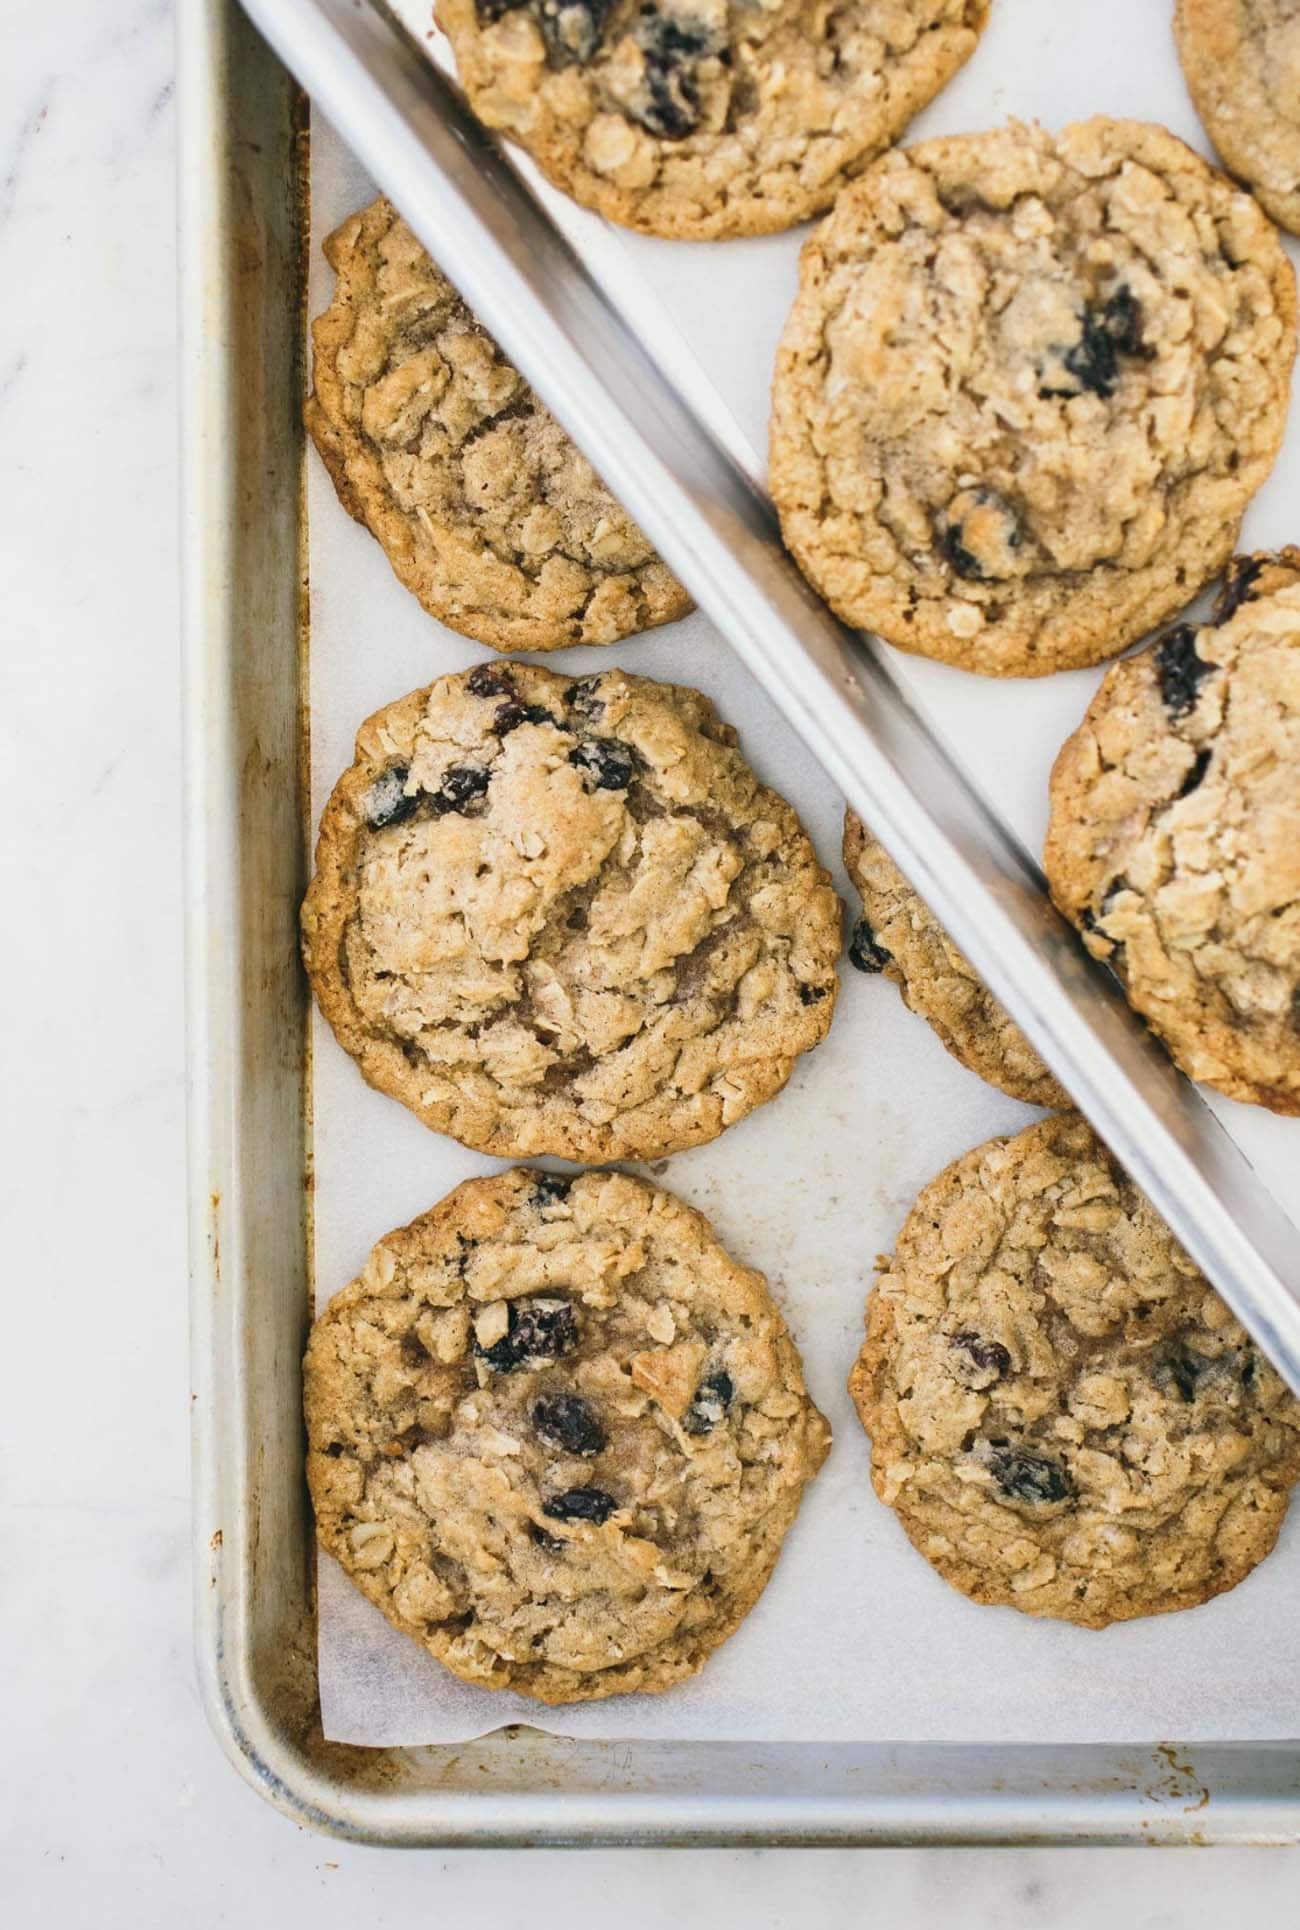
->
[4,0,1300,1919]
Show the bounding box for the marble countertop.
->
[5,1,1298,1919]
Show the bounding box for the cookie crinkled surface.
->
[437,0,989,240]
[305,1166,830,1701]
[1176,0,1300,236]
[301,661,842,1162]
[1045,549,1300,1114]
[850,1113,1300,1626]
[770,117,1296,677]
[306,197,689,651]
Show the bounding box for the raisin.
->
[1155,624,1214,718]
[1177,747,1212,799]
[1080,901,1126,972]
[683,1370,734,1436]
[1151,1343,1235,1404]
[950,1331,1011,1386]
[569,738,638,790]
[1041,286,1148,400]
[797,983,828,1005]
[628,14,724,140]
[983,1442,1072,1505]
[474,1298,579,1371]
[1059,307,1118,397]
[494,700,557,734]
[532,1171,573,1203]
[1101,286,1148,359]
[432,764,492,814]
[1153,1346,1205,1402]
[532,1393,606,1456]
[366,760,491,827]
[1081,884,1128,960]
[465,663,516,699]
[565,677,605,719]
[939,521,984,580]
[542,1486,616,1524]
[535,0,616,61]
[366,764,419,829]
[1214,555,1266,623]
[529,1522,566,1552]
[937,487,1022,581]
[1084,876,1129,946]
[848,918,892,973]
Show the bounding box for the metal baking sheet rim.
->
[179,0,1300,1845]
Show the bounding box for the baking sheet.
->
[309,0,1300,1746]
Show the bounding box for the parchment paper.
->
[309,0,1300,1745]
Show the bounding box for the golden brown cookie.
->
[437,0,988,241]
[843,811,1068,1108]
[1176,0,1300,235]
[770,118,1296,676]
[850,1113,1300,1626]
[301,661,842,1161]
[305,1166,830,1702]
[307,197,689,650]
[1044,550,1300,1114]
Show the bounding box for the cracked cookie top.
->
[843,812,1068,1108]
[301,662,841,1161]
[770,118,1296,677]
[1045,549,1300,1114]
[306,197,689,650]
[437,0,988,240]
[850,1112,1300,1626]
[305,1166,830,1701]
[1176,0,1300,236]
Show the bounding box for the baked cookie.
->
[1176,0,1300,235]
[1044,550,1300,1114]
[301,662,841,1160]
[306,197,689,650]
[305,1166,830,1702]
[849,1112,1300,1626]
[770,118,1296,677]
[843,813,1067,1107]
[436,0,989,240]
